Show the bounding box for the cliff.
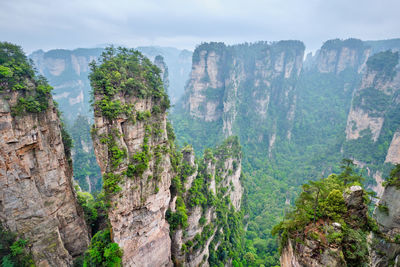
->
[371,165,400,267]
[170,38,400,266]
[30,46,193,193]
[174,41,304,154]
[154,55,169,92]
[0,43,89,265]
[30,48,103,121]
[275,168,374,267]
[185,41,303,129]
[314,38,370,74]
[89,47,245,266]
[168,137,243,266]
[345,50,400,143]
[90,47,173,266]
[342,50,400,195]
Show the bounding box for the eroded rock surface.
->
[92,96,173,266]
[169,139,243,266]
[0,92,89,266]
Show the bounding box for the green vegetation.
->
[382,164,400,188]
[272,162,376,266]
[170,39,400,265]
[172,41,359,265]
[0,225,34,266]
[0,42,53,115]
[322,38,365,51]
[166,135,246,265]
[0,42,34,91]
[89,46,169,121]
[83,229,122,267]
[353,87,391,115]
[166,196,188,231]
[366,50,399,79]
[76,191,99,228]
[69,115,102,192]
[90,46,170,199]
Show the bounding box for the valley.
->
[0,36,400,266]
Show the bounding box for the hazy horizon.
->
[1,0,400,54]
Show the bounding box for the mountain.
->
[29,48,103,121]
[3,37,400,266]
[29,46,192,122]
[168,138,243,266]
[171,38,400,265]
[29,46,193,194]
[1,43,244,266]
[136,46,193,104]
[89,47,244,266]
[371,165,400,266]
[0,42,89,265]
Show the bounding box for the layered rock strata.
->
[169,138,243,266]
[0,89,89,265]
[371,167,400,267]
[91,49,173,266]
[184,41,304,141]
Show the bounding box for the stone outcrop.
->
[371,168,400,267]
[154,55,169,92]
[345,51,400,142]
[183,41,304,146]
[0,90,89,265]
[315,38,370,74]
[169,138,243,266]
[280,186,367,267]
[386,131,400,164]
[91,49,173,266]
[92,96,173,266]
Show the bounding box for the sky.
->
[1,0,400,54]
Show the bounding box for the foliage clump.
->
[89,46,170,121]
[166,135,245,265]
[83,229,122,267]
[0,42,53,115]
[272,160,377,266]
[0,225,34,266]
[366,50,399,79]
[70,115,102,192]
[382,164,400,188]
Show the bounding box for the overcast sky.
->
[1,0,399,54]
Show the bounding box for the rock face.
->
[169,137,243,266]
[371,168,400,267]
[89,47,245,267]
[386,131,400,164]
[93,97,173,266]
[345,52,400,142]
[281,237,345,267]
[315,38,370,74]
[91,49,173,266]
[280,186,367,267]
[30,48,104,121]
[182,41,304,145]
[154,55,170,92]
[92,100,173,266]
[0,90,89,264]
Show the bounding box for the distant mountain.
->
[29,46,193,192]
[29,48,103,121]
[29,46,192,122]
[171,38,400,265]
[136,46,193,104]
